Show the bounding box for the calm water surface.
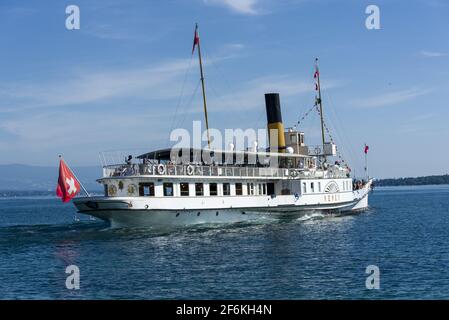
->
[0,185,448,299]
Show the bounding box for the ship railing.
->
[307,144,338,157]
[102,164,288,179]
[102,164,349,179]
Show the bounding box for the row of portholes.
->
[173,211,247,217]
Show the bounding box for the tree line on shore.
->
[375,174,449,186]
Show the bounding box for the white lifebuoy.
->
[290,169,298,177]
[186,164,195,176]
[157,164,166,175]
[314,146,321,155]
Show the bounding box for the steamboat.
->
[73,25,372,227]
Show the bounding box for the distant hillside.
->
[0,164,102,191]
[376,174,449,187]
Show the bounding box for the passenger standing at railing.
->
[125,155,132,165]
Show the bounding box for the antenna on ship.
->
[192,23,211,148]
[314,58,326,164]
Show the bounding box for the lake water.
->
[0,185,448,299]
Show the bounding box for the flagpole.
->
[315,58,326,165]
[59,155,90,197]
[364,144,368,180]
[194,23,211,149]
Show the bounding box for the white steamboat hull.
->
[73,181,372,228]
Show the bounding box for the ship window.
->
[258,184,262,195]
[235,183,243,196]
[223,183,230,196]
[104,184,108,197]
[195,183,204,196]
[311,182,315,193]
[318,182,322,192]
[163,183,174,196]
[302,182,307,194]
[210,183,218,196]
[248,183,255,195]
[180,183,189,196]
[262,184,267,195]
[267,183,275,195]
[139,183,155,196]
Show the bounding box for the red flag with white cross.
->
[56,158,81,203]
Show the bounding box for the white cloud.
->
[351,87,433,108]
[203,0,260,14]
[419,50,447,58]
[221,43,246,51]
[176,74,341,115]
[0,54,237,113]
[0,60,187,112]
[0,72,337,151]
[0,46,345,164]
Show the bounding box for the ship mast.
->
[193,23,211,148]
[314,58,326,163]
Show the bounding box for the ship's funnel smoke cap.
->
[265,93,283,124]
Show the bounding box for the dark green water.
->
[0,185,448,299]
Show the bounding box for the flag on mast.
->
[56,158,81,203]
[192,24,200,54]
[314,58,320,90]
[364,144,369,154]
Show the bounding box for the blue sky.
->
[0,0,448,178]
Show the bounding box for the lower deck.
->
[100,177,355,199]
[73,189,370,228]
[73,178,372,227]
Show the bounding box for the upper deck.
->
[99,148,350,181]
[101,163,349,180]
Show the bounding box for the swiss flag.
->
[56,159,81,203]
[364,144,369,154]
